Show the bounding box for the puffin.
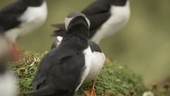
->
[0,0,48,59]
[51,16,105,96]
[30,12,93,96]
[53,0,130,64]
[82,0,130,44]
[0,0,47,95]
[53,0,130,44]
[83,41,105,96]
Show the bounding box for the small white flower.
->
[143,91,154,96]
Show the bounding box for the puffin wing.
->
[32,47,85,96]
[88,40,102,52]
[82,0,110,15]
[82,0,111,38]
[0,1,27,33]
[86,12,110,38]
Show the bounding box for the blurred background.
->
[0,0,170,85]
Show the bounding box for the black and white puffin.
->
[53,0,130,44]
[0,0,47,95]
[83,41,105,96]
[0,0,48,59]
[51,16,105,96]
[30,12,93,96]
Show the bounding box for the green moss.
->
[11,51,146,96]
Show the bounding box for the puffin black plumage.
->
[53,0,130,44]
[30,12,92,96]
[0,0,47,59]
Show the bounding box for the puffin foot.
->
[84,80,96,96]
[105,57,112,65]
[9,42,22,61]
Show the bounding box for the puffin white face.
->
[65,12,90,30]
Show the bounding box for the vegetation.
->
[11,51,147,96]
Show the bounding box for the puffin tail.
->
[51,23,66,37]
